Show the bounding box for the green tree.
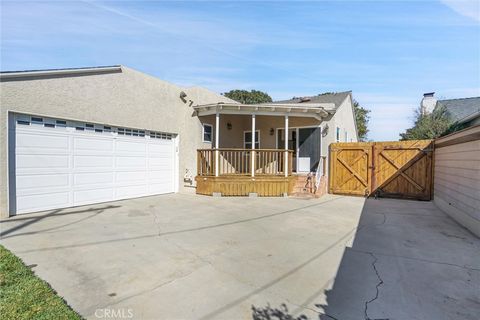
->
[223,90,272,104]
[399,105,458,140]
[353,100,370,141]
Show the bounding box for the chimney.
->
[421,92,436,115]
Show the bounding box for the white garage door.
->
[10,114,177,215]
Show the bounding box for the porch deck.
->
[195,149,297,196]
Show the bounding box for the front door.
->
[277,128,297,172]
[298,127,321,172]
[278,127,321,173]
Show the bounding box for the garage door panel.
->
[116,185,148,198]
[73,188,115,205]
[148,169,172,180]
[73,172,114,185]
[116,171,147,183]
[17,154,69,170]
[148,143,173,153]
[17,174,69,189]
[74,137,114,152]
[148,157,173,169]
[116,140,147,153]
[16,192,70,213]
[74,155,114,168]
[17,132,69,150]
[12,114,176,215]
[149,180,173,188]
[116,156,147,168]
[149,182,174,194]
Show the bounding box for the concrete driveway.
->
[1,194,479,320]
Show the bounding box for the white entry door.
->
[10,114,177,215]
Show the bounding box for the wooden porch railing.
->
[197,149,293,177]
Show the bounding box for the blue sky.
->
[1,1,479,141]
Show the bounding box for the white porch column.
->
[284,115,289,177]
[251,114,256,177]
[215,111,220,177]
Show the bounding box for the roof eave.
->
[193,102,331,119]
[457,110,480,124]
[0,65,122,80]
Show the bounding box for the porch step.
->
[290,174,317,198]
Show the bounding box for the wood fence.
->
[329,140,434,200]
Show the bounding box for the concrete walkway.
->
[1,194,479,320]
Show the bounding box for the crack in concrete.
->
[160,236,266,294]
[147,206,162,235]
[320,312,341,320]
[364,253,385,320]
[164,236,216,270]
[379,212,387,226]
[319,312,340,320]
[350,248,480,272]
[96,264,206,312]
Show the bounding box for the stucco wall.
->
[434,129,480,237]
[320,94,358,177]
[332,94,358,143]
[0,66,233,218]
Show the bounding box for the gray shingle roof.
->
[436,97,480,123]
[274,91,351,109]
[0,65,121,74]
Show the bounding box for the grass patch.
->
[0,245,82,320]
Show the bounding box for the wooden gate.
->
[329,140,434,200]
[329,143,373,196]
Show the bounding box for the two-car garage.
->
[8,113,178,215]
[0,65,235,219]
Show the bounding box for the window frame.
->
[202,123,213,143]
[244,130,260,149]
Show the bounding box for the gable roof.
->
[274,91,351,109]
[436,97,480,123]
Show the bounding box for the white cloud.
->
[354,93,418,141]
[441,0,480,21]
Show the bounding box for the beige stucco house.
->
[0,65,358,218]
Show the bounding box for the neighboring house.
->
[435,96,480,128]
[0,65,358,218]
[421,92,480,127]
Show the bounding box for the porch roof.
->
[192,102,335,120]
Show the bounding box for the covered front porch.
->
[193,101,333,196]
